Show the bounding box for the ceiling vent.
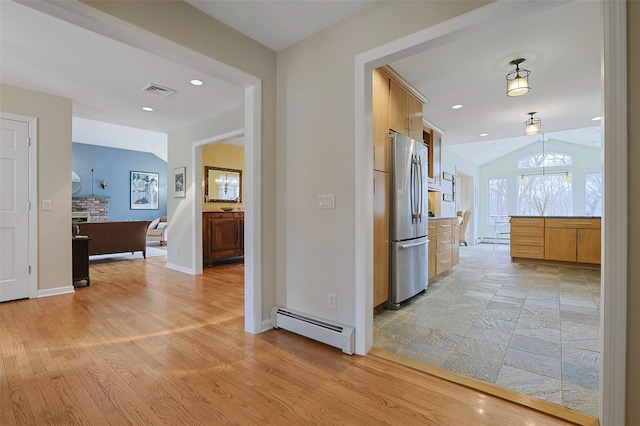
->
[142,83,175,97]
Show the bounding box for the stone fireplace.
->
[72,196,109,222]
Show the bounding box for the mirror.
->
[72,170,82,195]
[204,166,242,202]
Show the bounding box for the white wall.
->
[167,107,244,268]
[85,1,279,322]
[0,84,73,292]
[277,1,488,324]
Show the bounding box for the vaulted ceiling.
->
[0,1,601,165]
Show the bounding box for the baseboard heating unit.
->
[270,306,354,355]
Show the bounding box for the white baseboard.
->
[262,318,273,332]
[165,263,194,274]
[37,285,75,298]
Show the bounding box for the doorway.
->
[355,0,627,423]
[455,171,474,245]
[0,114,38,302]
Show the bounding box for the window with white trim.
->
[518,174,572,216]
[585,172,603,216]
[487,177,508,224]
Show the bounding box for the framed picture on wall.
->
[173,166,186,198]
[130,171,159,210]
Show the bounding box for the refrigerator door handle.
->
[417,155,423,222]
[410,155,416,223]
[399,239,429,249]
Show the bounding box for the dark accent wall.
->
[72,143,167,221]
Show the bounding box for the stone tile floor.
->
[373,243,600,417]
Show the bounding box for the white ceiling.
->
[389,0,602,165]
[0,1,602,166]
[184,0,378,52]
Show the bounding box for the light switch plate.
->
[317,193,335,209]
[42,200,52,211]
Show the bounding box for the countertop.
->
[429,216,459,221]
[510,215,601,219]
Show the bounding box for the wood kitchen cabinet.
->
[373,170,389,307]
[203,211,244,266]
[428,221,437,280]
[372,67,391,172]
[510,216,601,266]
[72,237,91,286]
[389,79,423,141]
[428,218,458,277]
[451,220,460,267]
[576,229,601,264]
[510,217,545,260]
[545,218,601,264]
[423,127,442,191]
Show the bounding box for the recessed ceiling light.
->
[480,133,489,137]
[451,104,463,109]
[142,106,154,112]
[190,79,204,86]
[592,116,602,121]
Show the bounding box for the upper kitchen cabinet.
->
[389,78,424,141]
[372,67,391,172]
[423,126,442,191]
[372,67,427,171]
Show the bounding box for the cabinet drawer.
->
[511,227,545,238]
[209,248,243,259]
[436,250,452,275]
[206,212,234,219]
[511,218,544,228]
[233,212,244,218]
[436,220,453,232]
[510,236,544,247]
[545,218,601,229]
[436,231,452,254]
[510,245,545,259]
[428,222,437,235]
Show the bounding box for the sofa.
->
[146,216,168,246]
[78,220,151,258]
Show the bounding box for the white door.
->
[0,118,30,302]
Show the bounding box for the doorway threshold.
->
[369,347,599,426]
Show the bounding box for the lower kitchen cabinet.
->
[429,218,459,279]
[428,221,437,280]
[451,220,460,267]
[511,218,545,260]
[203,211,244,266]
[511,216,600,266]
[545,218,601,264]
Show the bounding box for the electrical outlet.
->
[328,293,336,309]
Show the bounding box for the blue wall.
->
[72,143,167,221]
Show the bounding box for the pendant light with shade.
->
[524,112,541,136]
[506,58,531,97]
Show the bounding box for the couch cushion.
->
[148,217,161,230]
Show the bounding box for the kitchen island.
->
[510,216,601,267]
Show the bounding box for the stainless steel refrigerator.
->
[386,131,429,309]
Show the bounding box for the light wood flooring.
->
[1,256,594,425]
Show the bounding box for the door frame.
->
[0,113,39,299]
[455,170,474,245]
[22,1,264,334]
[354,1,626,424]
